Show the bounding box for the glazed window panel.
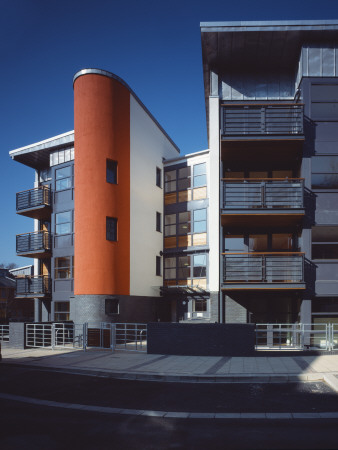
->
[177,255,190,279]
[193,209,207,233]
[55,166,72,191]
[193,163,207,188]
[107,160,117,184]
[193,254,207,278]
[164,257,176,279]
[193,299,207,312]
[55,257,72,279]
[224,235,245,252]
[156,167,162,188]
[55,211,73,235]
[178,211,191,235]
[54,301,70,321]
[164,170,176,193]
[177,167,191,191]
[164,214,176,236]
[312,226,338,259]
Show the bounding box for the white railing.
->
[113,323,147,352]
[0,324,9,342]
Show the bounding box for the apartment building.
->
[10,69,179,324]
[201,20,338,326]
[9,21,338,327]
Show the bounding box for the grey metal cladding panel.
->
[314,123,338,141]
[316,262,338,280]
[315,141,338,153]
[316,281,338,295]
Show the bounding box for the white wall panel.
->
[129,96,179,296]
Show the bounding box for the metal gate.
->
[255,323,335,351]
[113,323,147,352]
[26,323,84,349]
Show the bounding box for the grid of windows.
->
[106,217,117,241]
[55,211,73,235]
[312,226,338,259]
[50,147,74,167]
[55,166,73,191]
[107,160,117,184]
[164,210,206,237]
[164,253,207,283]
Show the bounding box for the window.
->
[156,212,161,232]
[224,235,245,252]
[55,166,73,191]
[164,214,176,236]
[249,234,268,252]
[193,209,207,233]
[178,166,191,191]
[164,170,176,192]
[193,254,207,278]
[164,257,176,280]
[55,257,74,279]
[193,163,207,188]
[156,256,161,276]
[54,302,70,321]
[50,147,74,167]
[311,84,338,120]
[312,226,338,259]
[193,299,207,312]
[312,156,338,189]
[55,211,73,235]
[106,217,117,241]
[39,168,51,182]
[156,167,162,188]
[107,160,117,184]
[178,211,191,235]
[178,255,190,279]
[105,298,119,315]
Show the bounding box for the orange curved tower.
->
[74,71,130,297]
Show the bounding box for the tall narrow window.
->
[107,160,117,184]
[54,256,73,279]
[54,302,70,321]
[156,212,161,232]
[106,217,117,241]
[156,256,162,276]
[164,170,176,192]
[156,167,162,188]
[193,163,207,188]
[193,209,207,233]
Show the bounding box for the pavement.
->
[2,346,338,387]
[1,346,338,420]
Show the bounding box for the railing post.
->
[261,107,266,133]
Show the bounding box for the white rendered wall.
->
[208,96,220,292]
[129,95,179,297]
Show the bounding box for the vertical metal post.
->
[111,323,115,352]
[52,323,55,350]
[83,323,87,352]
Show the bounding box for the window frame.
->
[156,167,162,188]
[55,210,73,235]
[156,255,162,276]
[106,159,118,184]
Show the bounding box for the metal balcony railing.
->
[221,103,304,137]
[16,275,52,296]
[222,178,304,209]
[222,253,304,284]
[16,231,51,255]
[16,186,51,212]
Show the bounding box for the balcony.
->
[221,103,304,140]
[16,186,51,220]
[16,231,51,258]
[221,253,305,290]
[16,275,52,298]
[221,178,305,227]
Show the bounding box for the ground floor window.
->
[54,301,70,321]
[193,299,207,312]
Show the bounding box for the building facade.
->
[201,20,338,326]
[9,21,338,327]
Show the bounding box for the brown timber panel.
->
[164,193,176,205]
[164,237,177,249]
[178,235,192,248]
[178,190,192,202]
[193,233,207,246]
[193,187,207,200]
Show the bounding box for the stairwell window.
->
[55,166,73,191]
[107,160,117,184]
[156,256,162,276]
[106,217,117,241]
[156,212,162,232]
[156,167,162,188]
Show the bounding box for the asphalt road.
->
[0,364,338,449]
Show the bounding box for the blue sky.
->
[1,0,338,266]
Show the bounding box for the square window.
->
[156,167,162,188]
[107,160,117,184]
[156,212,161,232]
[106,217,117,241]
[105,298,119,315]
